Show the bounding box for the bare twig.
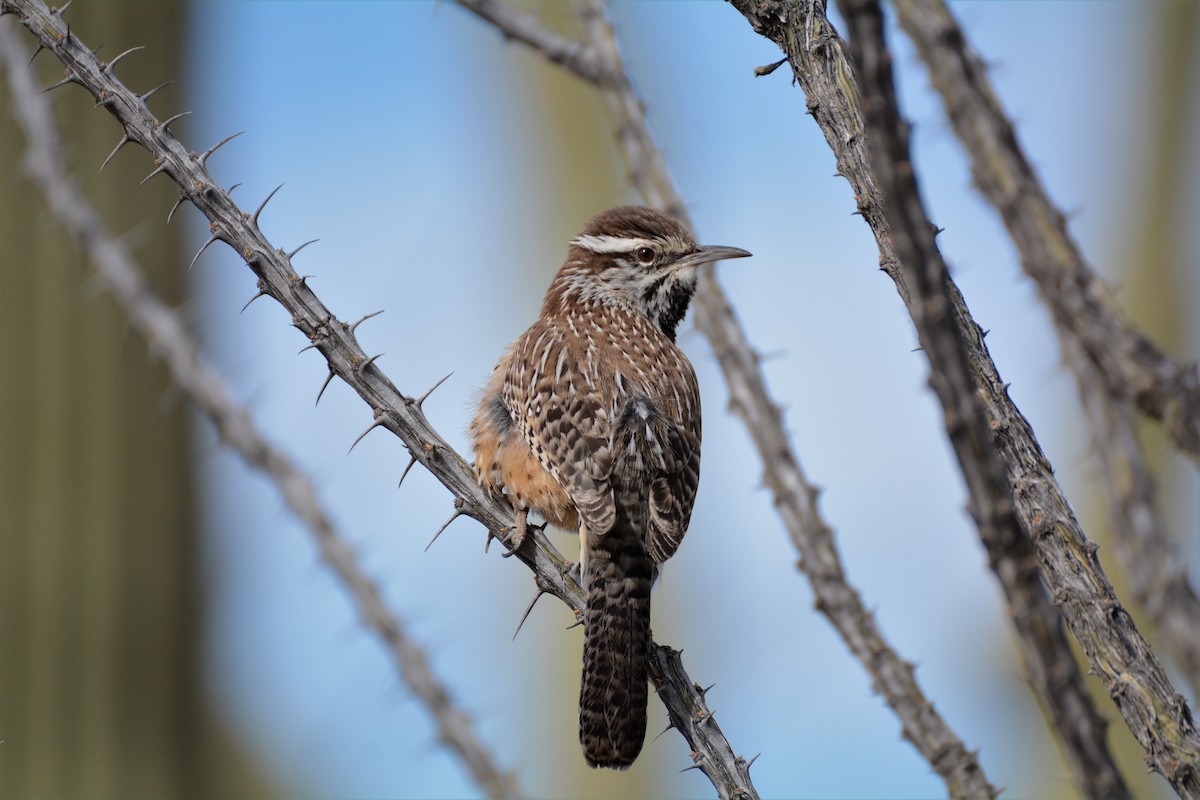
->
[455,0,998,795]
[0,4,754,797]
[0,22,521,800]
[841,2,1135,797]
[893,0,1200,465]
[727,0,1199,793]
[1074,341,1200,696]
[894,0,1200,699]
[454,0,603,82]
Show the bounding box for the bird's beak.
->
[677,244,752,269]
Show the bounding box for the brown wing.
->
[645,417,700,563]
[501,321,617,534]
[609,372,700,565]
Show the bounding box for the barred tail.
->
[578,524,652,769]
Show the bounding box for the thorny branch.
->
[840,1,1130,798]
[894,0,1200,699]
[727,0,1200,795]
[893,0,1200,466]
[456,0,999,796]
[1074,341,1200,698]
[0,22,521,800]
[0,3,756,798]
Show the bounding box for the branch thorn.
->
[99,134,131,172]
[157,110,191,132]
[415,372,453,410]
[105,45,143,74]
[397,453,418,489]
[315,368,337,406]
[140,79,173,103]
[138,160,167,186]
[240,285,269,314]
[252,182,285,226]
[188,234,220,271]
[349,309,384,336]
[358,353,384,373]
[512,588,547,640]
[166,193,189,225]
[40,73,78,94]
[348,411,386,454]
[287,239,319,260]
[198,131,244,166]
[426,506,465,552]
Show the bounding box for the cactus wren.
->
[470,205,750,768]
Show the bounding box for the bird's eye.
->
[635,246,656,264]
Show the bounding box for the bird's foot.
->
[501,508,546,558]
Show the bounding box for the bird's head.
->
[557,205,751,341]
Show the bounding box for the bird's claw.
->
[501,508,546,558]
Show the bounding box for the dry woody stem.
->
[0,3,755,798]
[1074,342,1200,697]
[456,0,999,796]
[0,21,521,800]
[894,0,1200,699]
[843,0,1132,797]
[893,0,1200,467]
[728,0,1133,796]
[725,0,1199,796]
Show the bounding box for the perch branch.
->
[0,22,521,800]
[0,4,754,798]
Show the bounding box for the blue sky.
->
[184,2,1198,797]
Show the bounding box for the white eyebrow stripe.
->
[572,234,655,254]
[572,233,695,256]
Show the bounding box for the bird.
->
[470,205,750,768]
